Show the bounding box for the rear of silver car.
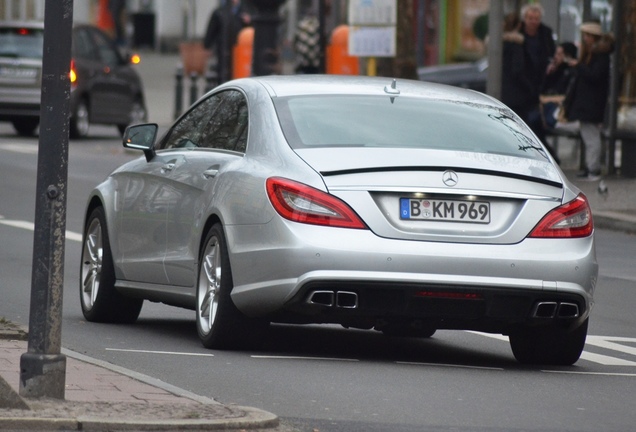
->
[230,162,596,329]
[229,79,597,364]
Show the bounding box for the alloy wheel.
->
[81,218,103,311]
[197,235,221,335]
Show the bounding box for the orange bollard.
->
[326,25,360,75]
[233,27,254,79]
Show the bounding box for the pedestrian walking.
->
[204,0,251,84]
[501,13,535,120]
[293,11,321,74]
[108,0,127,47]
[561,22,614,181]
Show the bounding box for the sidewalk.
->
[0,323,279,431]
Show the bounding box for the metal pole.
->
[250,0,285,76]
[221,0,233,83]
[486,0,503,100]
[19,0,74,399]
[606,0,623,175]
[189,72,199,105]
[174,65,184,119]
[318,0,326,73]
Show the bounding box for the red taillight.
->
[69,59,77,84]
[529,194,593,238]
[266,177,367,229]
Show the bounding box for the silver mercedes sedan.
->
[80,75,598,365]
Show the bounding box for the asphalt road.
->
[1,125,636,432]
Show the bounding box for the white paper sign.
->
[348,26,396,57]
[348,0,397,25]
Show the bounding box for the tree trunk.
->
[376,0,417,79]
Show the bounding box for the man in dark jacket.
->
[501,13,535,118]
[519,3,557,160]
[204,0,251,84]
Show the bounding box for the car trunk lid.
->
[294,147,564,244]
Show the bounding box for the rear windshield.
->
[273,95,548,161]
[0,27,44,59]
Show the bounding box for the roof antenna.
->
[384,79,400,103]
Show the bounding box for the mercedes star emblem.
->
[442,170,458,187]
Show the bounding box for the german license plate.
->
[0,66,37,79]
[400,198,490,223]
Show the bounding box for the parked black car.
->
[0,21,146,138]
[417,58,488,93]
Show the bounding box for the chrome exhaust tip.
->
[557,302,579,319]
[532,302,558,318]
[336,291,358,309]
[308,290,334,307]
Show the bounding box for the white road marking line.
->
[251,355,359,362]
[578,351,636,366]
[469,331,636,366]
[0,216,82,242]
[542,370,636,377]
[467,331,508,341]
[0,143,38,154]
[585,336,636,357]
[396,361,503,371]
[106,348,214,357]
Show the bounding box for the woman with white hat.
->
[561,21,614,181]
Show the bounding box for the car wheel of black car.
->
[80,206,143,323]
[509,319,588,365]
[117,100,147,136]
[12,118,39,136]
[70,98,90,139]
[196,223,265,349]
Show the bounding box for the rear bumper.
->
[0,87,41,120]
[276,281,588,333]
[0,102,40,119]
[227,221,598,332]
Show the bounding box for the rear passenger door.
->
[159,89,249,287]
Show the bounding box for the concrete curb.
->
[0,406,279,431]
[60,347,221,406]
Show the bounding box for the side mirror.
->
[123,123,158,162]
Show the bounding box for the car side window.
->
[159,94,222,150]
[160,90,249,153]
[199,90,249,153]
[89,28,121,68]
[73,29,98,61]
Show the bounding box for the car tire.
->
[196,223,265,349]
[509,318,588,365]
[12,118,39,136]
[80,206,143,323]
[70,99,90,139]
[117,99,147,136]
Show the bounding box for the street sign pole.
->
[19,0,74,399]
[486,0,503,100]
